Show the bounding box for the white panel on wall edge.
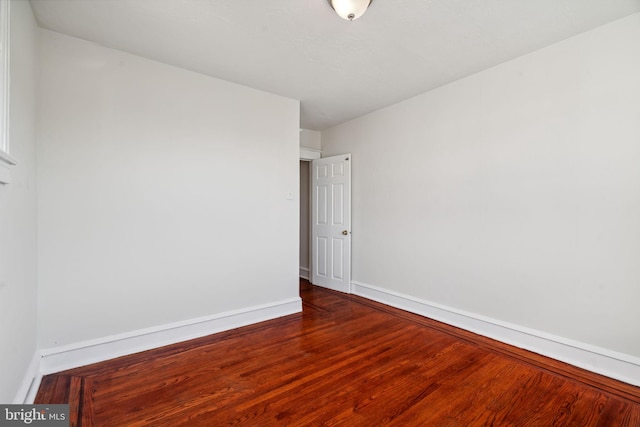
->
[311,154,351,293]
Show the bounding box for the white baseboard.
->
[299,267,310,280]
[351,280,640,388]
[39,297,302,375]
[13,351,42,404]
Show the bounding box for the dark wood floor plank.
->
[67,376,82,427]
[35,280,640,426]
[34,374,71,404]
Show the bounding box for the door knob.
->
[342,230,349,235]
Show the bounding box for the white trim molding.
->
[300,147,321,161]
[299,266,310,280]
[351,280,640,388]
[13,351,42,404]
[39,297,302,375]
[0,149,15,165]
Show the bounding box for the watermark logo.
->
[0,405,69,426]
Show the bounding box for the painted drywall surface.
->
[299,130,317,273]
[300,129,321,150]
[0,1,39,402]
[322,13,640,358]
[299,161,310,271]
[37,30,300,348]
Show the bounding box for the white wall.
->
[37,30,300,349]
[300,129,321,151]
[322,14,640,359]
[0,1,39,402]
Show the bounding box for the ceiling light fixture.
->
[328,0,372,21]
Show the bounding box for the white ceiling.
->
[29,0,640,130]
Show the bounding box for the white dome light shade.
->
[328,0,372,21]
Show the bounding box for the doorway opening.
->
[299,160,311,281]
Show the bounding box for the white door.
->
[311,154,351,293]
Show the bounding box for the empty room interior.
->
[1,0,640,424]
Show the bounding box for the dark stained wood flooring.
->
[36,280,640,426]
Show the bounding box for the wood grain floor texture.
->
[36,280,640,426]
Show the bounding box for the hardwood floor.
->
[36,280,640,426]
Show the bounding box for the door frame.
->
[300,147,321,281]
